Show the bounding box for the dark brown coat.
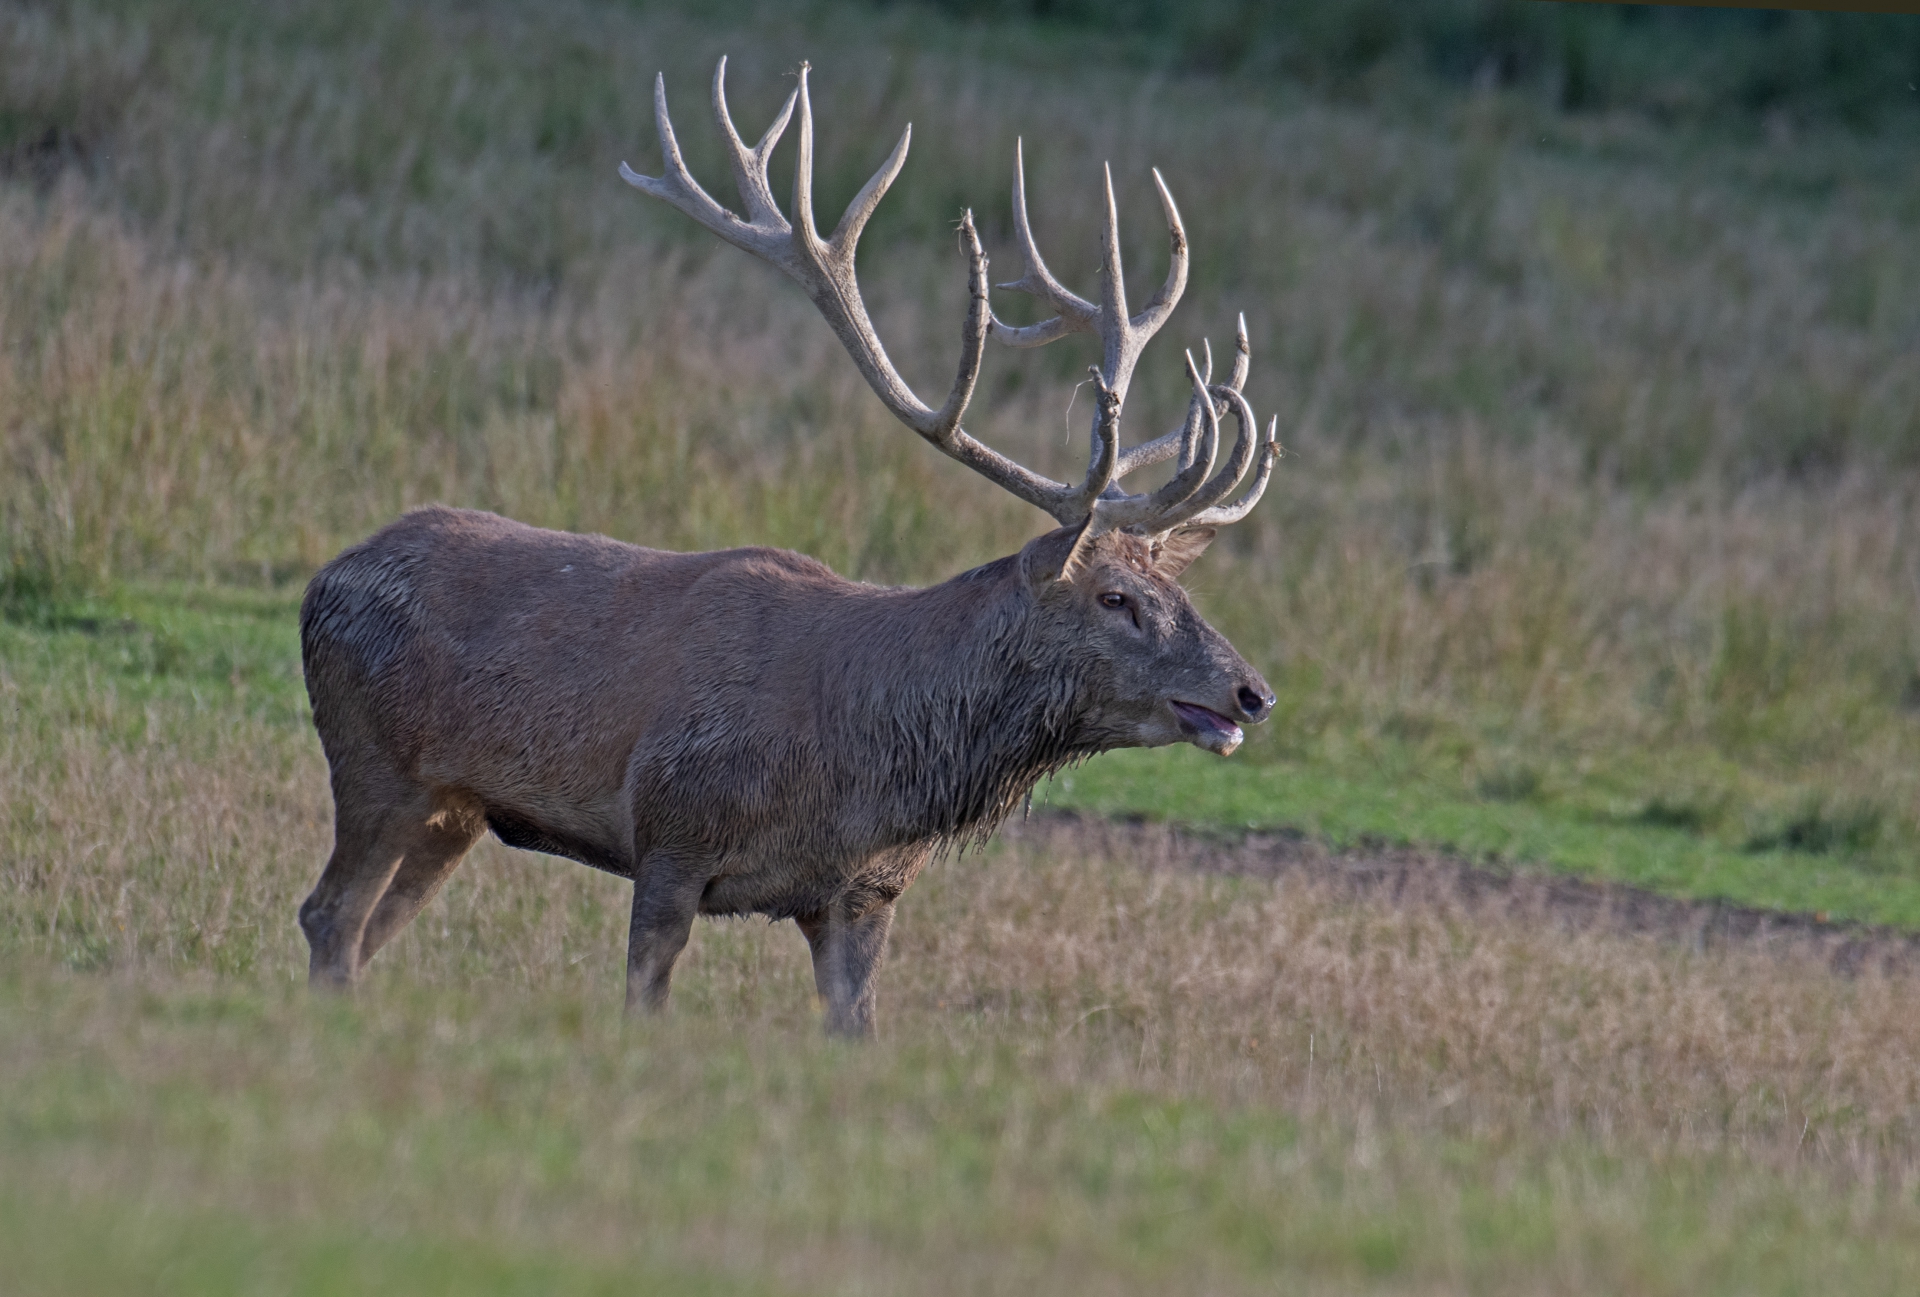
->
[299,505,1271,1033]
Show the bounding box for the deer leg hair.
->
[796,900,896,1039]
[303,778,487,982]
[356,794,486,966]
[300,777,445,986]
[625,853,708,1015]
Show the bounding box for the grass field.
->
[8,509,1920,1294]
[11,600,1920,1294]
[9,583,1918,942]
[5,0,1920,1290]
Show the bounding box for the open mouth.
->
[1169,700,1244,756]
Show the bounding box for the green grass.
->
[0,1183,763,1297]
[1042,748,1920,927]
[1,583,305,726]
[6,968,1920,1297]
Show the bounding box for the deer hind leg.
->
[300,777,478,987]
[356,793,486,967]
[796,899,897,1039]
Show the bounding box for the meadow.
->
[11,603,1920,1294]
[4,0,1920,1290]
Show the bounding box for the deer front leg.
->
[796,899,896,1038]
[625,852,706,1016]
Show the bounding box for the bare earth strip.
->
[1014,810,1920,980]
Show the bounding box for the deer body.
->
[299,60,1284,1034]
[301,505,1263,1031]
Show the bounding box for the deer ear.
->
[1021,523,1101,588]
[1150,527,1216,578]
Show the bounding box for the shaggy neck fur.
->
[839,555,1104,848]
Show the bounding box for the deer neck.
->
[841,556,1095,846]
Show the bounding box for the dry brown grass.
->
[5,640,1920,1181]
[9,689,1920,1291]
[962,818,1920,1177]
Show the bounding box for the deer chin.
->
[1169,700,1244,757]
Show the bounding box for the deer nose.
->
[1235,685,1273,721]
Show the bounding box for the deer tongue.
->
[1170,701,1244,757]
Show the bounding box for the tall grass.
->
[1,0,1918,841]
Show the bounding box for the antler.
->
[620,59,1279,539]
[989,142,1279,537]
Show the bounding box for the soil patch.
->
[1007,811,1920,979]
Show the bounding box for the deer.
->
[296,58,1281,1036]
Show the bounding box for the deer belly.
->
[695,842,935,920]
[484,808,633,877]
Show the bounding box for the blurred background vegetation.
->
[890,0,1920,130]
[0,0,1917,868]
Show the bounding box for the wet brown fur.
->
[298,505,1270,1034]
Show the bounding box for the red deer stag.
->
[298,59,1279,1035]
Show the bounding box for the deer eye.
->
[1099,592,1126,609]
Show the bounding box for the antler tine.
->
[1169,369,1209,479]
[1056,366,1124,521]
[790,63,825,254]
[1113,315,1252,480]
[1185,416,1280,528]
[1226,312,1251,392]
[1128,168,1188,335]
[988,140,1098,348]
[1145,335,1212,482]
[1140,386,1263,533]
[1097,164,1130,337]
[711,57,795,231]
[830,124,912,252]
[1171,350,1221,495]
[619,75,761,256]
[1089,351,1221,532]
